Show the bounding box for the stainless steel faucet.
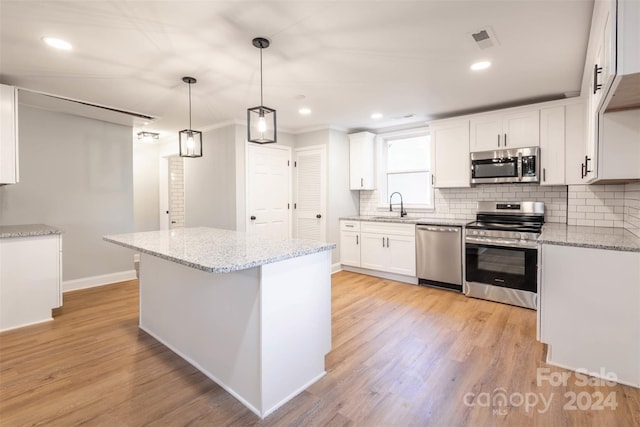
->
[389,192,407,217]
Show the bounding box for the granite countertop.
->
[340,215,470,227]
[104,227,336,273]
[539,223,640,253]
[0,224,63,239]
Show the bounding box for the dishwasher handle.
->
[416,225,460,233]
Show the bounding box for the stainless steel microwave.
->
[470,147,540,184]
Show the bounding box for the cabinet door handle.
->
[250,216,256,220]
[584,155,592,175]
[386,237,390,247]
[431,175,434,186]
[504,133,507,146]
[382,237,385,248]
[581,162,586,179]
[593,64,603,94]
[316,214,322,219]
[542,168,546,182]
[497,134,500,147]
[361,177,364,187]
[356,235,359,245]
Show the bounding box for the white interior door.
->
[247,144,291,239]
[294,146,326,241]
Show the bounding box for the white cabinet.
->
[431,119,470,188]
[470,109,539,152]
[360,222,416,277]
[349,132,376,190]
[540,244,640,387]
[0,84,19,184]
[339,220,361,267]
[539,106,566,185]
[580,0,640,183]
[0,234,62,332]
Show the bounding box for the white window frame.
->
[376,127,434,211]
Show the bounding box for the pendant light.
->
[247,37,277,144]
[179,76,203,157]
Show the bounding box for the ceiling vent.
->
[469,26,499,50]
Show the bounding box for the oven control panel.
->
[465,228,539,242]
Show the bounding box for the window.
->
[378,129,433,210]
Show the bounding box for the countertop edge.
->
[539,223,640,253]
[0,224,63,239]
[103,236,336,273]
[339,216,469,226]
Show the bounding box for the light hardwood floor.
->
[1,271,638,426]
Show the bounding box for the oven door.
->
[465,237,537,293]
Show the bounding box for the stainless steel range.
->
[464,201,544,310]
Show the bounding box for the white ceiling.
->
[0,0,594,139]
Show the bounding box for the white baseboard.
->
[341,266,418,285]
[63,270,137,293]
[331,263,342,274]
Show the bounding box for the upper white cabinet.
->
[470,109,539,152]
[0,84,19,185]
[539,106,566,186]
[430,119,470,188]
[349,132,376,190]
[581,0,640,183]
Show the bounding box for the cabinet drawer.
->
[340,220,361,231]
[361,221,415,236]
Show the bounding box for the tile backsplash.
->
[359,183,567,223]
[624,182,640,237]
[360,183,639,233]
[567,184,625,227]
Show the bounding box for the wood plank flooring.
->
[1,271,639,426]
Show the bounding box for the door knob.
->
[250,216,256,220]
[316,214,322,219]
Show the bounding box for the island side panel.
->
[259,250,332,416]
[138,253,262,415]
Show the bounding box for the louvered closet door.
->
[294,146,326,241]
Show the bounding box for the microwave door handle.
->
[517,152,523,181]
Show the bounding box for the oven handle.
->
[465,236,538,249]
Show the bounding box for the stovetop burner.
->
[466,221,543,233]
[466,201,545,239]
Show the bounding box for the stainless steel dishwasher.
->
[416,224,462,292]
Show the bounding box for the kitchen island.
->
[104,227,335,418]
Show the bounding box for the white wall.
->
[0,105,135,281]
[133,140,160,231]
[184,124,237,230]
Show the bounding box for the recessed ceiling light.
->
[42,37,72,50]
[371,113,383,119]
[299,107,312,115]
[470,61,491,71]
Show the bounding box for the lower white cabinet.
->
[0,234,62,331]
[359,222,416,277]
[339,220,361,267]
[539,244,640,387]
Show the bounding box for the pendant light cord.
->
[188,82,192,130]
[259,46,264,107]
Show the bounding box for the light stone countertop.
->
[0,224,63,239]
[104,227,336,273]
[340,215,470,227]
[539,223,640,253]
